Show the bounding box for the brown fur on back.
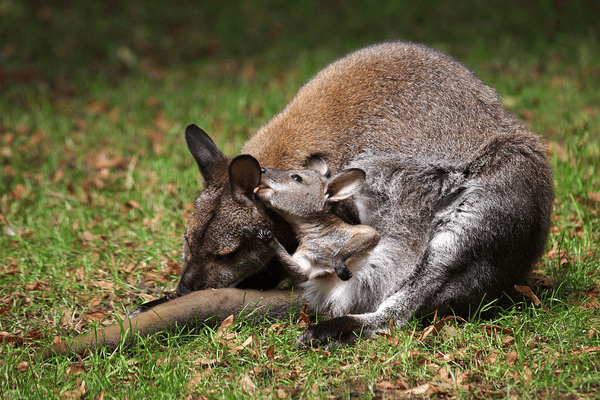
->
[244,42,524,172]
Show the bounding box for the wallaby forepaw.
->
[257,229,274,242]
[333,260,353,281]
[337,268,353,281]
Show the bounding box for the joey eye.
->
[291,174,303,182]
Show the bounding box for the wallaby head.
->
[230,155,366,222]
[177,125,293,296]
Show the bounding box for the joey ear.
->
[229,154,262,207]
[185,124,228,184]
[325,169,366,202]
[307,156,330,177]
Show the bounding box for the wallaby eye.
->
[291,174,303,183]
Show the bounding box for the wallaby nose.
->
[176,280,193,296]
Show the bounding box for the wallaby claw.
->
[257,229,274,242]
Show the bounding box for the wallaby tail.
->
[38,288,300,359]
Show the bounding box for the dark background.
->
[2,0,599,90]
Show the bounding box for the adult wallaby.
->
[228,154,379,286]
[43,41,552,357]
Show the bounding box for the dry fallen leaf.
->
[66,363,86,376]
[240,375,255,394]
[24,281,48,291]
[187,375,202,389]
[522,366,533,381]
[17,361,28,373]
[85,100,109,115]
[1,257,19,275]
[377,331,399,346]
[514,285,542,306]
[573,346,600,355]
[375,381,397,390]
[484,352,500,365]
[137,293,157,302]
[299,303,310,326]
[506,350,519,365]
[199,355,220,365]
[436,365,451,380]
[434,351,453,362]
[163,260,181,275]
[27,328,41,341]
[10,184,29,200]
[61,380,87,400]
[125,200,141,210]
[418,315,458,341]
[0,331,24,344]
[501,336,515,348]
[483,324,514,336]
[93,280,115,290]
[125,262,136,273]
[230,335,255,354]
[404,383,431,395]
[582,287,599,310]
[88,150,128,170]
[269,324,285,336]
[587,191,600,203]
[266,345,275,362]
[82,231,96,241]
[82,310,107,322]
[531,270,553,286]
[0,305,12,317]
[220,315,234,330]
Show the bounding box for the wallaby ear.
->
[325,169,366,202]
[307,156,330,177]
[229,154,262,207]
[185,124,228,184]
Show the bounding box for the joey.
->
[229,154,379,283]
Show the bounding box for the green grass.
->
[1,1,600,398]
